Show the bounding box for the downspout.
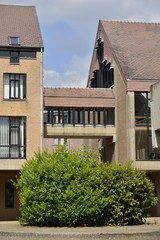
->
[40,48,43,151]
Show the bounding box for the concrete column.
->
[126,92,136,161]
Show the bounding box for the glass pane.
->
[10,81,14,98]
[10,146,19,158]
[0,51,10,57]
[0,117,9,145]
[20,51,36,58]
[135,92,151,126]
[75,109,83,124]
[9,36,19,45]
[11,128,19,144]
[136,129,152,160]
[15,81,19,98]
[0,147,9,158]
[10,117,19,127]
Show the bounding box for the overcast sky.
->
[1,0,160,87]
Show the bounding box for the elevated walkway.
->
[44,124,116,140]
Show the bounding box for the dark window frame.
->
[4,73,26,100]
[10,51,19,64]
[0,117,26,159]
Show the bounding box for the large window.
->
[4,74,26,99]
[135,92,152,160]
[0,117,26,158]
[44,107,115,127]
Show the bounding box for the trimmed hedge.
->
[15,146,157,226]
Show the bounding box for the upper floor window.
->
[9,36,20,45]
[135,92,151,126]
[0,50,36,63]
[3,73,26,100]
[10,51,19,64]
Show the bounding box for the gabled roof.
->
[0,4,43,49]
[90,20,160,82]
[44,88,115,108]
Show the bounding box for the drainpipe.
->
[40,48,43,151]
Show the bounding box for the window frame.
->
[9,36,20,45]
[4,73,26,100]
[10,51,19,64]
[0,117,26,159]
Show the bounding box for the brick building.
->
[0,4,43,220]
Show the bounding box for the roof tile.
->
[44,88,115,108]
[0,4,43,48]
[97,21,160,81]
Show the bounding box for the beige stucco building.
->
[0,5,43,220]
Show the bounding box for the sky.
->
[1,0,160,88]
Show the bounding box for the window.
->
[20,51,36,58]
[0,51,10,57]
[10,51,19,64]
[0,117,26,158]
[5,182,14,208]
[53,138,67,145]
[75,109,83,124]
[9,36,19,45]
[0,50,36,62]
[4,74,26,99]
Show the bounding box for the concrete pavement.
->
[0,218,159,239]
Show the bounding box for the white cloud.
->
[44,54,91,87]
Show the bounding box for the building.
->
[151,82,160,154]
[43,87,115,159]
[1,4,160,220]
[0,4,43,220]
[87,20,160,216]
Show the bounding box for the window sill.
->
[3,98,27,101]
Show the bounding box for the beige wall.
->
[0,52,42,160]
[126,92,136,161]
[151,82,160,148]
[113,62,127,163]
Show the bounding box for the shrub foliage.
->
[15,146,157,226]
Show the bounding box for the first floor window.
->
[4,73,26,99]
[5,182,14,208]
[0,117,26,158]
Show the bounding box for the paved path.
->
[0,218,160,239]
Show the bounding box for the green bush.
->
[15,146,157,226]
